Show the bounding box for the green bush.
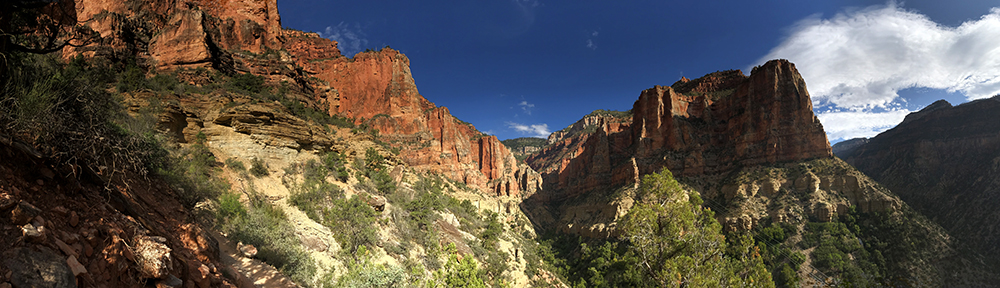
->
[116,61,146,93]
[1,53,165,178]
[430,253,488,288]
[250,157,270,177]
[321,152,351,182]
[225,158,247,172]
[328,247,407,288]
[218,193,247,220]
[224,199,316,284]
[159,132,229,207]
[479,212,503,251]
[227,73,268,95]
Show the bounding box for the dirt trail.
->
[213,229,297,287]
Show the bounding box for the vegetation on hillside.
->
[532,169,774,287]
[501,137,547,151]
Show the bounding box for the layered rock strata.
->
[528,60,831,200]
[63,0,540,197]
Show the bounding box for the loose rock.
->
[21,223,46,243]
[237,242,257,258]
[69,211,79,227]
[11,201,41,225]
[66,255,87,276]
[0,193,15,210]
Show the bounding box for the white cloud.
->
[507,122,550,137]
[592,31,599,37]
[817,109,911,141]
[518,101,535,114]
[756,4,1000,109]
[319,22,369,57]
[586,39,597,50]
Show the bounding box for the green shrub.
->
[479,212,503,251]
[1,53,165,178]
[147,73,181,92]
[250,157,270,177]
[116,61,146,93]
[223,199,315,284]
[159,132,229,207]
[225,158,247,172]
[321,152,351,182]
[430,253,488,288]
[369,170,396,195]
[328,247,407,288]
[325,195,380,254]
[227,73,268,95]
[218,193,247,220]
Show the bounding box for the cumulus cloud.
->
[757,4,1000,109]
[319,22,369,57]
[507,122,550,137]
[757,4,1000,141]
[817,109,911,141]
[518,101,535,114]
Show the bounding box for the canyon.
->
[839,96,1000,267]
[3,0,1000,286]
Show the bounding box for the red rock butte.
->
[61,0,541,197]
[527,60,832,199]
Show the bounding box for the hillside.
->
[840,96,1000,268]
[501,137,547,162]
[522,61,997,286]
[3,0,997,287]
[0,1,555,287]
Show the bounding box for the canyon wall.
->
[840,96,1000,266]
[63,0,540,197]
[528,60,831,199]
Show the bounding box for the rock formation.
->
[62,0,540,198]
[840,96,1000,266]
[286,45,541,197]
[528,60,832,200]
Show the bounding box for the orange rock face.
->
[528,60,831,198]
[149,9,212,69]
[63,0,537,197]
[288,47,541,196]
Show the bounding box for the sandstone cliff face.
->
[288,46,541,197]
[64,0,539,198]
[67,0,282,70]
[528,60,831,200]
[841,96,1000,266]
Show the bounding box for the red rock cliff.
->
[527,60,831,198]
[61,0,540,197]
[294,47,541,197]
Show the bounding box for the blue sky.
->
[277,1,1000,143]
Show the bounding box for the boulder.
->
[237,242,257,258]
[795,173,820,194]
[3,247,76,288]
[760,179,781,196]
[133,235,173,279]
